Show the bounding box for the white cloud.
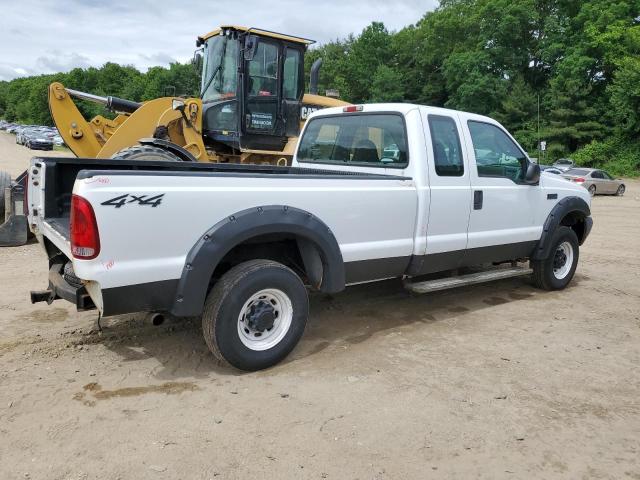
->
[0,0,437,81]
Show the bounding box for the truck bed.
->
[34,156,409,223]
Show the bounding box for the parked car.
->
[540,165,564,175]
[16,127,30,144]
[25,132,54,151]
[552,158,575,172]
[28,104,593,371]
[563,168,625,196]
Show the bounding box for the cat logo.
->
[301,106,321,120]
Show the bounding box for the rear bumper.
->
[30,263,95,311]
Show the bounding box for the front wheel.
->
[201,260,309,371]
[531,226,579,290]
[616,184,625,196]
[588,184,596,196]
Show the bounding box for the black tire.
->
[202,259,309,371]
[531,226,579,290]
[63,262,84,288]
[0,170,11,220]
[110,145,180,162]
[616,184,625,196]
[588,184,596,196]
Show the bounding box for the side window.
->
[248,42,278,97]
[297,114,408,168]
[467,121,528,182]
[283,49,301,100]
[591,171,604,179]
[428,115,464,176]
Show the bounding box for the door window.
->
[428,115,464,176]
[297,114,408,168]
[591,171,604,179]
[467,121,527,182]
[248,42,278,97]
[283,49,302,100]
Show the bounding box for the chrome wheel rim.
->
[618,185,625,195]
[553,241,574,280]
[588,185,596,196]
[237,289,293,351]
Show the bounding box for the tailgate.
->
[28,158,73,258]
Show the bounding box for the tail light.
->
[70,194,100,259]
[573,177,585,183]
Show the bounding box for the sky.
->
[0,0,437,81]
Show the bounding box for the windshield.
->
[555,159,573,165]
[201,35,239,102]
[566,168,589,175]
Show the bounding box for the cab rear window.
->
[297,114,408,168]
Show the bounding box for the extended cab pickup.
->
[28,104,593,370]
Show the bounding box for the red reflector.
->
[573,177,585,183]
[343,105,364,112]
[70,194,100,260]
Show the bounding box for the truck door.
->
[462,119,541,262]
[418,110,472,274]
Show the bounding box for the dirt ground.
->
[0,130,639,480]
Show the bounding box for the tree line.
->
[1,0,638,175]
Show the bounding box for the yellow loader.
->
[48,25,348,164]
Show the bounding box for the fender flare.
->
[532,196,591,260]
[170,205,345,317]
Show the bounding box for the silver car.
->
[552,158,575,172]
[563,168,625,196]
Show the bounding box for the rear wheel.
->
[110,145,181,162]
[588,184,596,196]
[531,226,579,290]
[201,260,309,371]
[616,184,625,196]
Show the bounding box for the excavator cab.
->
[196,26,313,155]
[197,26,311,154]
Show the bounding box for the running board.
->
[404,267,533,294]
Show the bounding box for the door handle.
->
[473,190,483,210]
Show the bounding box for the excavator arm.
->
[48,82,206,160]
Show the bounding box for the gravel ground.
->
[0,131,639,479]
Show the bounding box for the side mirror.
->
[244,35,259,61]
[192,48,203,72]
[524,162,541,184]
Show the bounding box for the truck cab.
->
[294,103,590,276]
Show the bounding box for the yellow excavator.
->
[48,25,348,165]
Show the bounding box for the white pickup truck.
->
[28,104,592,370]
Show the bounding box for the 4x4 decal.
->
[101,194,165,208]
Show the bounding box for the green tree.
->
[370,65,404,102]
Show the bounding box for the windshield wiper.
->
[200,38,228,98]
